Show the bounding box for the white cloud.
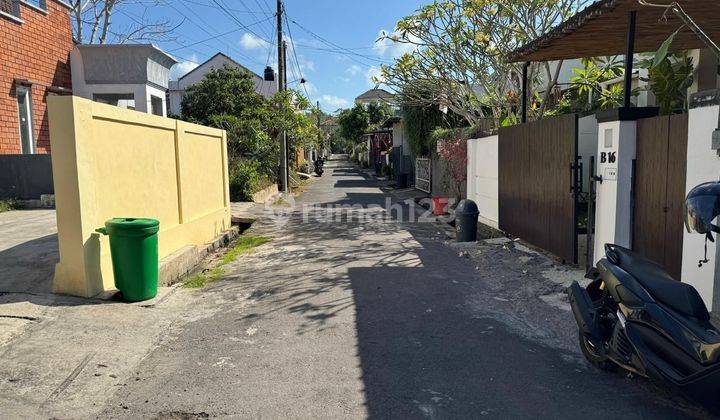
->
[373,29,418,58]
[240,33,269,50]
[346,65,362,76]
[170,54,199,80]
[299,57,316,72]
[321,95,350,110]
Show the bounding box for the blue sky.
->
[115,0,426,112]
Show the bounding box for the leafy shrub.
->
[298,159,311,174]
[436,136,468,201]
[0,199,18,213]
[229,160,261,202]
[638,52,694,115]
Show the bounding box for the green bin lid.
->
[104,218,160,237]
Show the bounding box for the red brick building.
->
[0,0,73,155]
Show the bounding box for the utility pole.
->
[282,41,288,90]
[316,100,321,157]
[276,0,288,193]
[282,40,290,190]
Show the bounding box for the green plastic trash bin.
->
[96,218,160,302]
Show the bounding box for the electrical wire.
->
[234,0,273,40]
[283,12,311,100]
[166,0,268,65]
[210,0,272,44]
[287,16,392,68]
[165,14,274,54]
[179,0,274,15]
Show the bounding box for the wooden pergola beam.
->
[624,10,636,108]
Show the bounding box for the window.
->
[0,0,21,19]
[150,95,164,117]
[16,86,35,154]
[93,93,136,110]
[21,0,46,13]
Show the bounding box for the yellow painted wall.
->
[48,96,231,297]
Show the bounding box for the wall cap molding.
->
[690,89,720,109]
[596,107,659,123]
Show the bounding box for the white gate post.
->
[682,91,720,310]
[593,108,658,265]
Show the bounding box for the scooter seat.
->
[610,245,710,322]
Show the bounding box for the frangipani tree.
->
[376,0,589,128]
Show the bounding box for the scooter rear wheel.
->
[578,332,616,372]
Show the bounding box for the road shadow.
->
[0,233,113,308]
[0,234,57,294]
[345,217,714,419]
[262,161,709,418]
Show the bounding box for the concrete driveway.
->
[0,209,57,294]
[96,159,712,419]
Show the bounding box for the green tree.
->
[367,101,393,127]
[377,0,588,127]
[567,57,625,112]
[180,66,322,199]
[637,52,694,116]
[337,104,369,143]
[181,66,268,126]
[401,104,444,156]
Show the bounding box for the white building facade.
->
[70,44,176,117]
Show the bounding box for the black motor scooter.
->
[568,181,720,407]
[314,157,325,177]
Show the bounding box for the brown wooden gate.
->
[633,114,688,280]
[499,114,579,263]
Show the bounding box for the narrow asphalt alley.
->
[100,158,709,419]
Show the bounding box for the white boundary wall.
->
[681,104,720,310]
[590,102,719,310]
[467,135,499,229]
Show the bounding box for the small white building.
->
[70,44,177,117]
[168,52,278,116]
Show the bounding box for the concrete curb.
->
[159,225,240,287]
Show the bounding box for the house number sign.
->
[600,151,617,164]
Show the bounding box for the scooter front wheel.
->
[578,332,616,372]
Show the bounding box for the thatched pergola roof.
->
[508,0,720,63]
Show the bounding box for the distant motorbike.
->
[568,181,720,408]
[314,157,324,177]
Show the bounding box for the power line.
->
[283,13,311,100]
[265,19,277,67]
[179,0,274,16]
[235,0,273,40]
[165,14,274,54]
[255,0,273,15]
[287,16,392,67]
[167,0,267,65]
[106,28,202,66]
[210,0,272,44]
